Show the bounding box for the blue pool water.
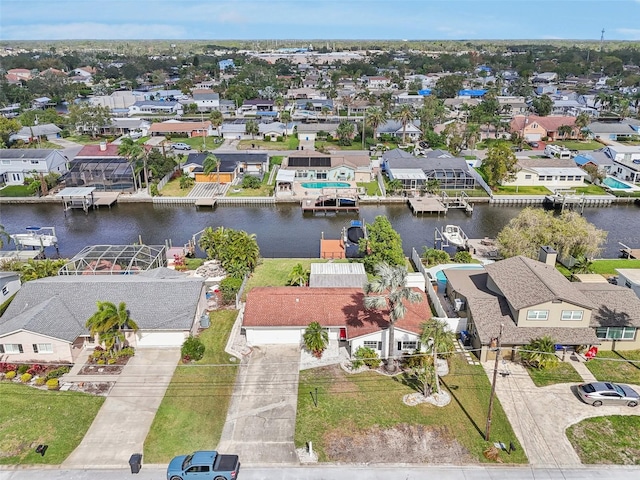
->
[435,265,485,282]
[301,181,351,189]
[602,177,633,189]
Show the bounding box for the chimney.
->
[538,246,557,266]
[99,142,107,152]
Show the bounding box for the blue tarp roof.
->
[458,89,487,97]
[418,89,432,96]
[256,111,278,117]
[574,154,592,166]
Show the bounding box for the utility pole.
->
[485,323,504,441]
[362,110,366,149]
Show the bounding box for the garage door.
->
[136,331,186,347]
[245,328,302,345]
[525,133,541,141]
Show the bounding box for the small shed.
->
[309,262,367,288]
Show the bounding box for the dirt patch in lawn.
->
[323,423,473,463]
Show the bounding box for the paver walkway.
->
[218,345,300,465]
[483,360,640,467]
[563,352,597,382]
[63,348,180,468]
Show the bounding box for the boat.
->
[10,226,58,250]
[343,220,367,258]
[441,225,468,248]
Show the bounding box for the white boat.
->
[441,225,468,248]
[10,226,58,249]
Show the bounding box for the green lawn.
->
[357,181,381,196]
[573,184,608,195]
[185,258,205,270]
[584,350,640,385]
[64,134,105,144]
[158,178,191,197]
[444,188,490,198]
[238,137,299,150]
[295,358,526,464]
[493,186,552,195]
[0,383,104,464]
[0,185,34,197]
[550,140,603,151]
[567,416,640,464]
[144,310,238,463]
[316,140,365,151]
[525,362,583,387]
[591,259,640,275]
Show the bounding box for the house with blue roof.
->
[458,89,487,98]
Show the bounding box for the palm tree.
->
[86,301,139,353]
[203,153,220,185]
[118,137,147,191]
[572,256,595,274]
[209,110,224,137]
[336,120,355,146]
[575,112,590,140]
[519,336,559,370]
[393,104,414,144]
[420,319,455,395]
[245,119,259,139]
[363,263,423,373]
[287,263,309,286]
[366,106,388,142]
[464,123,481,151]
[557,125,573,140]
[303,321,329,358]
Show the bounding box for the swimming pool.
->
[435,265,485,282]
[301,182,351,189]
[602,176,633,190]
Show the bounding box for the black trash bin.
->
[129,453,142,474]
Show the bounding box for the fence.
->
[376,170,387,197]
[468,168,493,196]
[235,273,250,310]
[156,166,179,191]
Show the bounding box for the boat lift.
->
[10,226,59,255]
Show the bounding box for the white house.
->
[191,89,220,112]
[10,123,62,143]
[242,287,431,358]
[505,158,587,190]
[617,269,640,299]
[128,100,183,116]
[601,146,640,183]
[0,272,21,302]
[0,149,68,186]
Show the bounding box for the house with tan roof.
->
[5,68,32,84]
[444,248,640,362]
[242,287,431,358]
[148,120,213,138]
[505,158,587,189]
[510,115,578,142]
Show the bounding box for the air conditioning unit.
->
[454,298,465,312]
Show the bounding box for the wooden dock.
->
[320,239,345,259]
[619,242,640,259]
[408,196,447,215]
[92,192,120,208]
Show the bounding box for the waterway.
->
[0,202,638,259]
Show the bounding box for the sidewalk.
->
[563,352,597,382]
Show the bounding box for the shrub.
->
[96,359,106,365]
[5,371,16,380]
[118,347,135,358]
[0,362,17,373]
[20,373,32,383]
[351,346,382,369]
[402,350,426,370]
[44,365,70,381]
[107,358,117,365]
[220,276,242,304]
[46,378,59,390]
[181,336,205,362]
[17,364,29,375]
[453,251,473,263]
[34,377,46,386]
[27,364,46,376]
[241,175,261,189]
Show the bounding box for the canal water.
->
[0,202,638,259]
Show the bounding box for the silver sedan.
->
[577,381,639,407]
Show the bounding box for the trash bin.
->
[129,453,142,474]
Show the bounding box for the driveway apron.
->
[218,345,300,465]
[63,348,180,468]
[483,361,640,467]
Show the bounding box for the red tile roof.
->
[76,144,122,157]
[243,287,430,339]
[510,115,576,133]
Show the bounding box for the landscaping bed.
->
[78,346,134,375]
[566,415,640,464]
[295,357,526,464]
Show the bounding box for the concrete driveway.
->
[485,360,640,467]
[63,348,180,468]
[218,345,300,465]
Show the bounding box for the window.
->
[527,310,548,320]
[2,344,23,354]
[2,286,8,296]
[559,176,566,181]
[30,160,39,164]
[525,174,532,179]
[561,310,583,321]
[596,327,636,340]
[32,343,53,354]
[1,160,9,165]
[397,340,419,351]
[364,340,380,350]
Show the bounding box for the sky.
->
[1,0,640,42]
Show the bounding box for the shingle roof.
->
[0,149,57,160]
[0,272,204,342]
[484,256,594,310]
[243,287,430,339]
[510,115,576,133]
[574,283,640,328]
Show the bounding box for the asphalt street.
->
[3,465,640,480]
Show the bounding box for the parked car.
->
[577,381,639,407]
[129,130,143,139]
[172,142,192,151]
[167,450,240,480]
[528,141,539,148]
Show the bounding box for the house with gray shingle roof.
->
[0,149,69,186]
[0,269,206,363]
[444,252,640,361]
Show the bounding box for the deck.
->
[320,239,345,259]
[408,196,447,215]
[92,192,120,208]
